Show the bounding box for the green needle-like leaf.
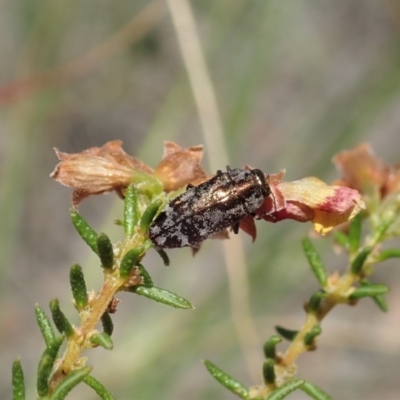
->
[97,233,114,269]
[124,184,139,238]
[101,312,114,336]
[119,248,143,278]
[37,336,64,397]
[376,248,400,263]
[304,325,322,347]
[300,381,333,400]
[349,283,389,300]
[49,299,74,337]
[70,210,98,254]
[140,199,163,232]
[83,375,114,400]
[307,290,327,313]
[155,248,170,266]
[89,332,114,350]
[351,247,372,275]
[333,231,350,250]
[70,264,88,310]
[136,264,153,287]
[204,360,249,399]
[266,379,305,400]
[35,304,56,347]
[275,326,299,341]
[358,280,388,312]
[12,359,25,400]
[263,358,276,385]
[133,286,194,309]
[263,335,282,359]
[51,367,92,400]
[349,213,362,253]
[302,238,328,286]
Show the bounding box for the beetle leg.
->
[232,222,240,234]
[186,183,195,190]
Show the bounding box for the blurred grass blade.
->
[51,367,92,400]
[376,248,400,263]
[70,210,99,254]
[204,360,249,399]
[49,299,74,337]
[37,336,64,397]
[349,283,389,300]
[12,359,25,400]
[83,374,115,400]
[97,233,114,269]
[133,286,194,309]
[300,381,333,400]
[263,335,282,359]
[350,247,372,275]
[140,199,163,232]
[263,358,276,385]
[124,184,139,237]
[70,264,88,310]
[101,312,114,336]
[90,332,114,350]
[266,379,305,400]
[275,326,298,341]
[35,304,56,347]
[302,238,327,286]
[349,213,362,253]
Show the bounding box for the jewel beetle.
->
[148,167,271,248]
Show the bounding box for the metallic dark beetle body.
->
[149,167,271,248]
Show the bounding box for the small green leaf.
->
[350,247,372,275]
[12,359,25,400]
[275,326,298,341]
[300,381,333,400]
[304,325,322,347]
[70,210,98,254]
[349,283,389,300]
[70,264,88,310]
[101,312,114,336]
[263,358,276,385]
[307,290,327,313]
[302,238,328,286]
[204,360,249,399]
[97,233,114,269]
[266,379,305,400]
[359,280,388,312]
[349,213,362,253]
[263,335,282,359]
[376,248,400,263]
[37,336,64,396]
[140,199,163,232]
[155,248,170,266]
[371,293,388,312]
[124,184,139,238]
[83,375,114,400]
[333,231,350,250]
[90,332,114,350]
[35,304,56,347]
[119,248,143,278]
[136,264,153,287]
[49,299,74,337]
[133,286,194,309]
[51,367,92,400]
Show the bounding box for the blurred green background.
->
[1,0,400,399]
